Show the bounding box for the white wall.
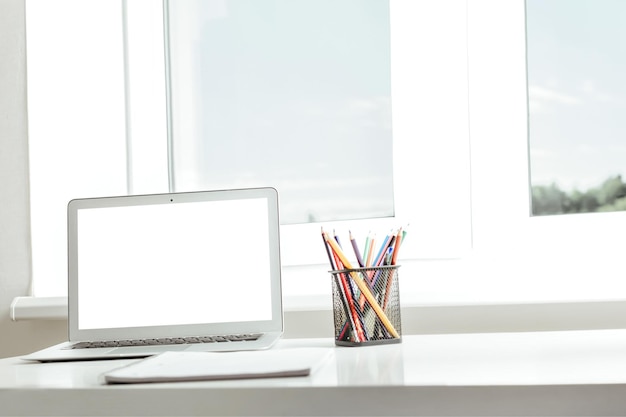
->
[0,0,66,359]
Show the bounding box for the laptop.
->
[22,187,283,362]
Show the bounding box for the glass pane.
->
[527,0,626,216]
[166,0,394,224]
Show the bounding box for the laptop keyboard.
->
[69,334,261,349]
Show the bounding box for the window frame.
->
[16,0,626,328]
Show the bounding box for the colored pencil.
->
[372,230,396,268]
[321,227,337,270]
[362,232,371,266]
[391,228,402,265]
[365,233,375,267]
[349,231,365,267]
[322,229,365,342]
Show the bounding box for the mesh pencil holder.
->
[329,265,402,347]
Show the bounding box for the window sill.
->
[10,296,68,321]
[11,295,626,335]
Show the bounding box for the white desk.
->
[2,330,626,416]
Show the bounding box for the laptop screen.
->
[67,188,282,341]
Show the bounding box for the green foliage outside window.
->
[532,175,626,216]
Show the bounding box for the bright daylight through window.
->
[21,0,626,330]
[165,0,394,225]
[527,0,626,216]
[26,0,471,299]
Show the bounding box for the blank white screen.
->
[76,198,272,330]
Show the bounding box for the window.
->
[23,0,626,322]
[467,0,626,302]
[26,0,471,301]
[166,0,395,226]
[526,0,626,216]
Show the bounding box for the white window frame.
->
[15,0,626,332]
[123,0,169,195]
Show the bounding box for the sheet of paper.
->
[104,347,333,384]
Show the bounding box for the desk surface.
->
[2,330,626,416]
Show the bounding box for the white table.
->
[2,330,626,416]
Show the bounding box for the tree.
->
[531,175,626,216]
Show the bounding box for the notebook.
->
[103,348,333,384]
[22,187,283,362]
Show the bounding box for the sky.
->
[526,0,626,191]
[168,0,394,224]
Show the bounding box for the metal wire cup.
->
[329,265,402,346]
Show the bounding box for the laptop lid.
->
[67,187,283,344]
